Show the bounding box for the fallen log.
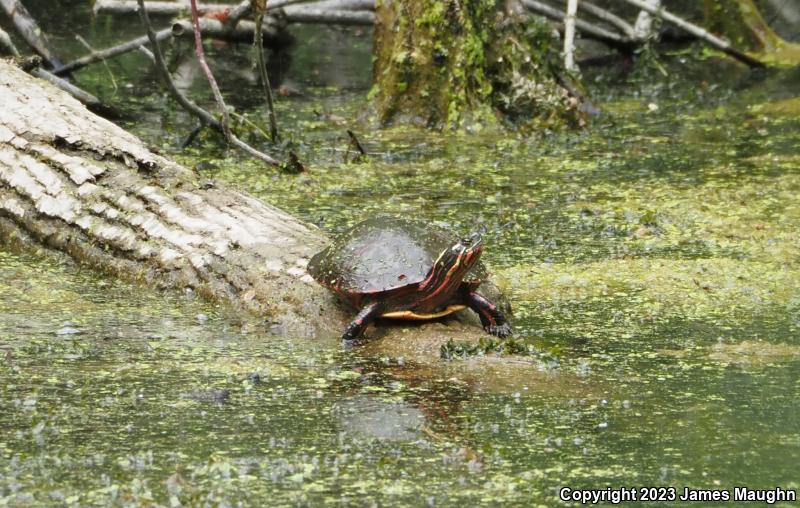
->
[0,59,508,366]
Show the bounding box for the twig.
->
[5,34,115,116]
[0,26,21,57]
[618,0,765,67]
[0,0,63,68]
[189,0,284,165]
[563,0,579,72]
[53,28,172,76]
[75,35,118,92]
[31,67,120,117]
[578,1,635,40]
[189,0,234,137]
[137,0,282,166]
[252,0,280,142]
[521,0,628,45]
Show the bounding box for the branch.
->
[282,7,374,25]
[618,0,765,67]
[252,0,280,142]
[137,0,283,166]
[0,31,120,118]
[563,0,579,72]
[189,0,284,166]
[0,0,63,68]
[0,26,20,57]
[579,1,635,40]
[521,0,629,45]
[53,29,173,76]
[632,0,659,41]
[170,17,288,45]
[93,0,230,15]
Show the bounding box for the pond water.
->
[1,2,799,506]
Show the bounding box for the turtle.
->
[308,216,511,342]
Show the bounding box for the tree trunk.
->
[372,0,584,129]
[0,59,506,365]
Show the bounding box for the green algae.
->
[3,10,800,506]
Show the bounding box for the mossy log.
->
[0,59,514,368]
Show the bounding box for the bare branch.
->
[189,0,283,165]
[170,18,287,44]
[137,0,282,166]
[226,0,313,28]
[283,7,374,25]
[563,0,579,72]
[94,0,225,15]
[53,29,172,76]
[579,1,635,39]
[521,0,629,45]
[633,0,659,41]
[0,0,63,68]
[0,26,21,57]
[252,0,280,142]
[618,0,765,67]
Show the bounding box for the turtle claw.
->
[486,323,512,338]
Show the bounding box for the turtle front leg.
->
[461,289,511,338]
[342,302,384,343]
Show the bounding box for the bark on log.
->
[0,59,504,365]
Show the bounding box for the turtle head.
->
[419,232,483,298]
[449,232,483,269]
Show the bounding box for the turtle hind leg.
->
[461,289,511,338]
[342,302,384,343]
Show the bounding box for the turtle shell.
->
[308,216,487,297]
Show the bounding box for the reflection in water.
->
[335,395,424,441]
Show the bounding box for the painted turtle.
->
[308,216,511,342]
